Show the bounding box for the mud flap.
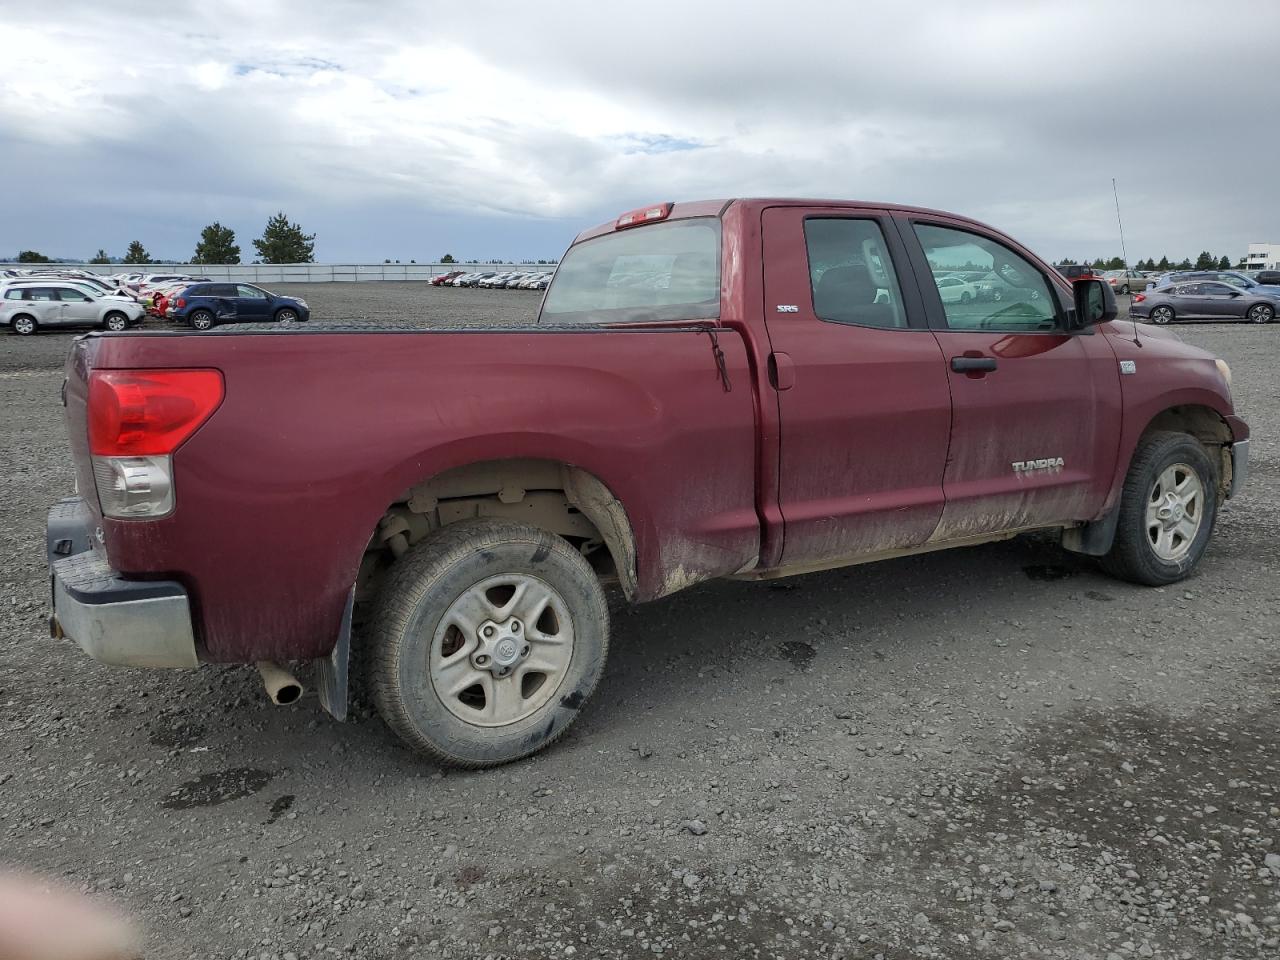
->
[316,588,353,721]
[1060,507,1120,557]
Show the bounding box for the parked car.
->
[45,198,1247,768]
[167,282,309,330]
[430,271,464,286]
[0,278,137,305]
[934,275,977,303]
[1054,264,1103,282]
[1103,269,1147,295]
[1257,270,1280,285]
[1131,281,1277,324]
[1145,270,1259,291]
[2,284,145,335]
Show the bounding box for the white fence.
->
[0,262,553,283]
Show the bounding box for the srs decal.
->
[1012,457,1065,477]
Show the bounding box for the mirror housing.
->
[1072,278,1117,328]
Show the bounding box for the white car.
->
[1,283,145,335]
[0,278,139,304]
[935,275,978,304]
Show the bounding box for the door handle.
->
[950,356,998,373]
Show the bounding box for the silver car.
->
[1,283,146,335]
[1131,280,1278,325]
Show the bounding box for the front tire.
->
[1248,303,1274,324]
[1100,431,1218,586]
[103,311,129,332]
[275,308,299,324]
[370,519,609,767]
[1150,305,1174,324]
[190,310,215,331]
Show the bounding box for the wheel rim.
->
[1145,463,1204,562]
[1121,286,1130,295]
[429,573,575,727]
[106,315,126,331]
[278,310,297,323]
[1153,307,1172,324]
[14,317,34,334]
[1249,305,1272,323]
[193,314,211,330]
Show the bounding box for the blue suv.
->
[168,283,310,330]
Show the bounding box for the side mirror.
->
[1073,278,1117,328]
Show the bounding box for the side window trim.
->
[892,214,1071,334]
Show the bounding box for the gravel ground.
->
[2,284,1277,960]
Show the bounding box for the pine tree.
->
[192,223,241,264]
[252,212,315,264]
[1193,251,1215,270]
[89,249,111,264]
[1217,255,1231,270]
[123,241,151,264]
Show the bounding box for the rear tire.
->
[190,310,215,331]
[1150,305,1174,324]
[1099,431,1218,586]
[370,519,609,767]
[11,314,37,336]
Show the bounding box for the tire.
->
[1121,285,1130,295]
[1099,431,1219,586]
[10,314,37,336]
[103,311,129,332]
[370,519,609,767]
[190,310,215,331]
[1150,305,1174,324]
[275,308,299,324]
[1248,303,1274,324]
[960,292,972,303]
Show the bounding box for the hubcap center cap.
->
[474,618,527,673]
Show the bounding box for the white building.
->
[1245,243,1279,270]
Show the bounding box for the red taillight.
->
[88,369,224,456]
[1133,293,1146,303]
[616,202,673,229]
[175,298,185,308]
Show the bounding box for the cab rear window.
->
[541,218,720,324]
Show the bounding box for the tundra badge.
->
[1120,360,1137,375]
[1012,457,1065,477]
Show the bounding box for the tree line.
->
[14,213,316,266]
[1059,252,1239,272]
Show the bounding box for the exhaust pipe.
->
[255,661,303,705]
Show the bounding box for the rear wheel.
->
[103,311,129,332]
[1120,284,1131,295]
[190,310,215,331]
[1100,431,1218,586]
[11,315,37,336]
[371,519,609,767]
[1248,303,1274,324]
[1150,305,1174,324]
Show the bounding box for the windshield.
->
[540,218,720,324]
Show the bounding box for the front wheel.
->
[103,311,129,332]
[275,308,299,324]
[370,519,609,767]
[1100,431,1218,586]
[1150,305,1174,324]
[1248,303,1274,324]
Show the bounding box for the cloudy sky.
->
[2,0,1277,264]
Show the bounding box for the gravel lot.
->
[2,284,1277,960]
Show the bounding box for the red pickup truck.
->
[47,199,1249,767]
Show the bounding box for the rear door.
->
[1167,282,1208,317]
[895,215,1122,540]
[23,287,63,324]
[760,205,952,567]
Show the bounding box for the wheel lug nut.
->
[511,621,521,633]
[475,654,489,665]
[483,626,496,638]
[521,645,530,657]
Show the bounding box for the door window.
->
[1201,282,1234,296]
[802,218,906,329]
[1172,283,1202,296]
[55,288,93,302]
[236,285,268,299]
[915,224,1059,331]
[23,288,58,301]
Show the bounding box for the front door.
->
[1197,281,1247,319]
[895,216,1123,541]
[57,288,98,325]
[760,206,952,568]
[235,284,271,320]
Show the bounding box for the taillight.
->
[87,370,224,518]
[175,297,185,308]
[1133,293,1146,303]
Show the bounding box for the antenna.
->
[1113,177,1141,347]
